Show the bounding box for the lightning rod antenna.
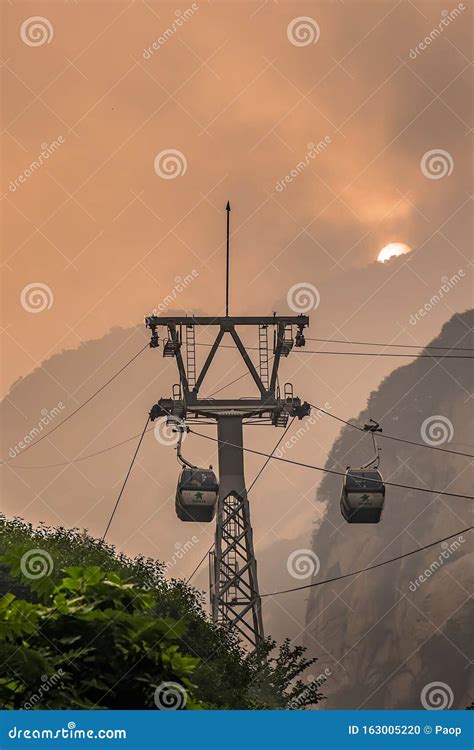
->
[225,201,231,316]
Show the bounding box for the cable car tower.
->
[146,203,310,649]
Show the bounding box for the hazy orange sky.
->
[1,0,472,396]
[1,1,473,659]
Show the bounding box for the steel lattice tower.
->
[210,416,263,646]
[146,205,310,648]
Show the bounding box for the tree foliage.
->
[0,515,324,710]
[0,565,202,710]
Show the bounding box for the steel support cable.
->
[196,342,474,359]
[189,430,474,501]
[305,337,474,352]
[3,343,149,463]
[298,350,474,359]
[8,337,454,466]
[308,404,474,459]
[9,364,268,471]
[8,371,474,468]
[255,527,473,598]
[8,426,156,469]
[101,416,151,542]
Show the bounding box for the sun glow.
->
[377,242,411,263]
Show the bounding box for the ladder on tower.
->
[223,506,239,609]
[186,325,196,388]
[258,325,269,390]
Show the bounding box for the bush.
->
[0,565,203,710]
[0,516,323,710]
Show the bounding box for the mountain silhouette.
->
[304,310,473,709]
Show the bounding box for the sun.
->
[377,242,411,263]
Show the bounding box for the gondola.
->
[340,419,386,524]
[175,467,219,522]
[340,468,385,523]
[173,421,219,522]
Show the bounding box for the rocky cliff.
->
[305,310,473,709]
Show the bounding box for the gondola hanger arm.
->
[362,420,382,469]
[173,422,196,469]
